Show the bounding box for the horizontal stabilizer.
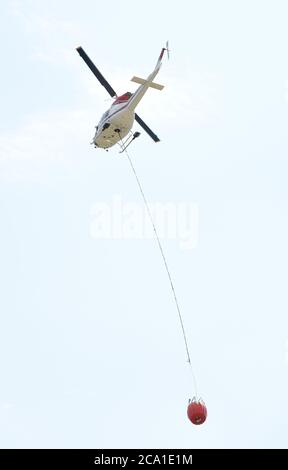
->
[131,76,164,90]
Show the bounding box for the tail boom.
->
[128,43,167,110]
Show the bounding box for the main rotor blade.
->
[76,46,117,98]
[135,114,160,143]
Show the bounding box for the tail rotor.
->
[165,41,170,60]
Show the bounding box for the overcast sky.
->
[0,0,288,449]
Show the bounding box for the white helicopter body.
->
[76,45,168,150]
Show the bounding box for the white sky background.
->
[0,0,288,448]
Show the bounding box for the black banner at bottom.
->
[0,449,287,467]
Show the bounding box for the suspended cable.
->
[123,146,198,397]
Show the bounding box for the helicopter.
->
[76,43,168,152]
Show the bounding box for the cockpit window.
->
[100,110,109,122]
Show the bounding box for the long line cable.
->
[123,146,198,397]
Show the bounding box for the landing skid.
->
[118,131,141,154]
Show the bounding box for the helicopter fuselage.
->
[93,99,134,149]
[76,44,167,150]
